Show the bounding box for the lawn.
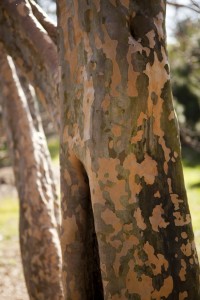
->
[182,147,200,256]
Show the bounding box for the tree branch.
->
[167,1,200,13]
[0,0,59,130]
[28,0,57,45]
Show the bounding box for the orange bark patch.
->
[82,67,94,141]
[154,191,161,198]
[144,50,171,174]
[137,112,148,127]
[119,0,129,8]
[143,242,169,275]
[173,212,191,227]
[64,169,72,185]
[170,194,183,211]
[154,12,165,40]
[181,232,188,239]
[134,208,146,230]
[101,95,110,112]
[179,291,188,300]
[131,130,143,144]
[126,260,153,299]
[141,154,158,185]
[61,216,78,246]
[151,276,173,299]
[101,208,121,232]
[146,30,156,48]
[149,204,169,232]
[180,242,192,257]
[111,124,122,137]
[179,259,186,281]
[168,111,175,120]
[101,25,120,97]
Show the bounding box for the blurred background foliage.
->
[169,18,200,130]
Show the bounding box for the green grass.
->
[47,135,59,163]
[0,197,19,240]
[182,146,200,256]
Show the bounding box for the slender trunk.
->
[57,0,200,299]
[0,45,63,300]
[16,69,61,226]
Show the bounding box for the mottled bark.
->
[57,0,200,299]
[0,0,59,129]
[0,45,63,300]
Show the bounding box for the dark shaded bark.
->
[57,0,200,299]
[0,44,63,300]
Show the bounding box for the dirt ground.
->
[0,239,29,300]
[0,167,29,300]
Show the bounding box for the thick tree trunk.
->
[0,0,59,129]
[0,45,63,300]
[57,0,200,299]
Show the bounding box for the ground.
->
[0,167,28,300]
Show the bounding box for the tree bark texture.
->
[16,68,61,226]
[57,0,200,299]
[0,0,59,130]
[0,45,63,300]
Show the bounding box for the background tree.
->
[0,0,63,298]
[0,45,63,299]
[168,18,200,151]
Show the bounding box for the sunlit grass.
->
[184,167,200,231]
[47,135,59,164]
[0,197,19,241]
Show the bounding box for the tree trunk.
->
[57,0,200,299]
[0,44,63,300]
